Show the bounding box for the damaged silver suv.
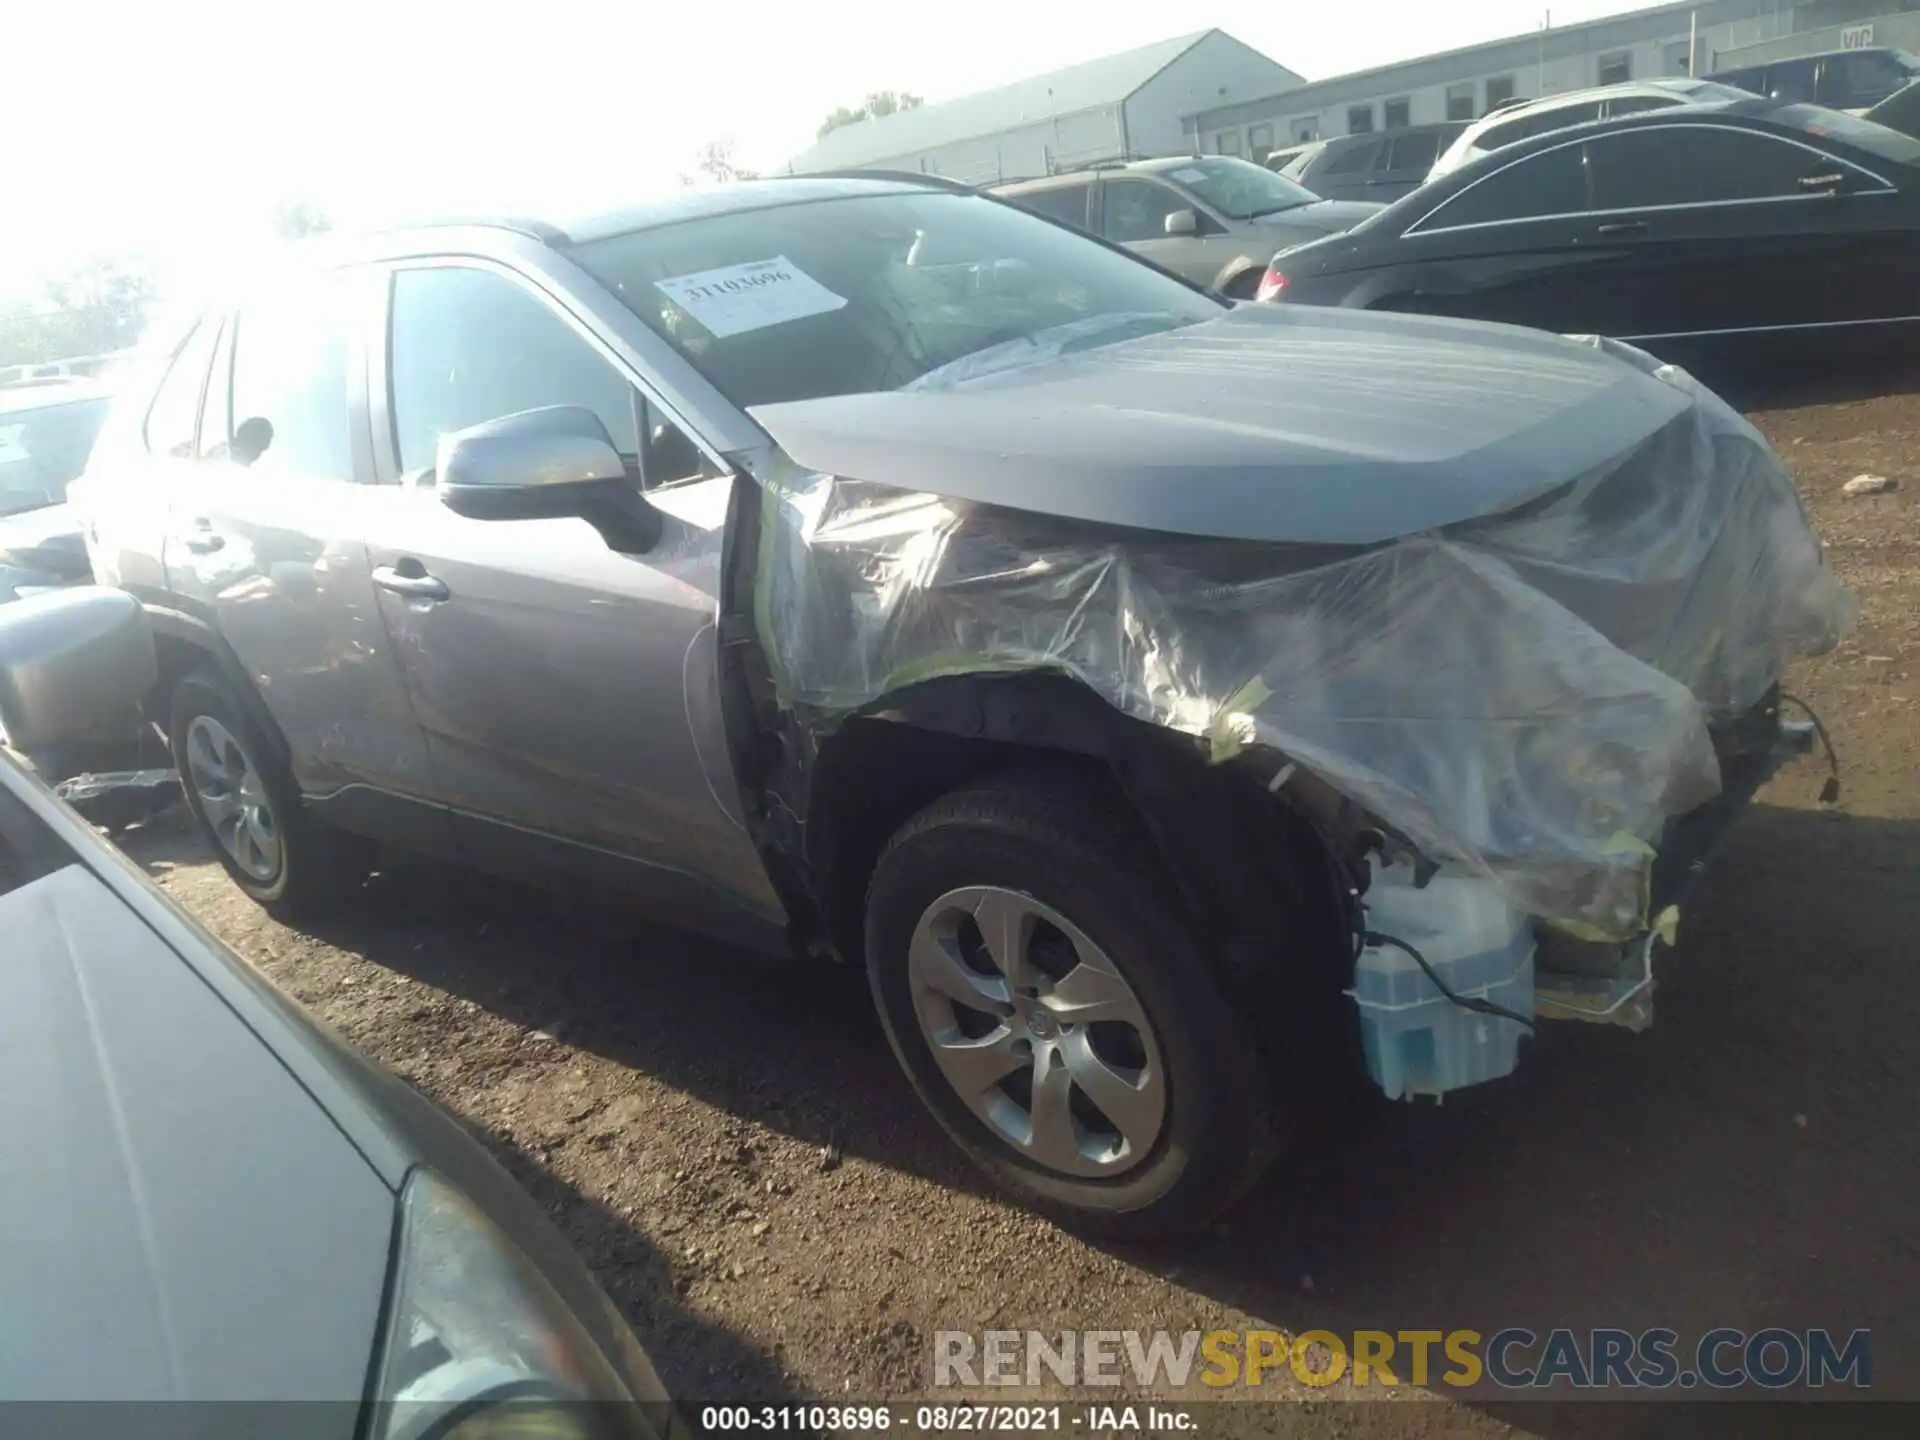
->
[71,175,1851,1237]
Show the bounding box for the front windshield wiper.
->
[1241,200,1313,219]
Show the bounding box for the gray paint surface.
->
[751,304,1691,546]
[0,862,394,1403]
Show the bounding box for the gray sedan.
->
[993,155,1381,296]
[0,587,677,1433]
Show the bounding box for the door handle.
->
[372,563,450,602]
[1595,220,1649,236]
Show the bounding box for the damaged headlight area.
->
[370,1170,655,1440]
[750,342,1853,1099]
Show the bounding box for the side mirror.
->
[436,405,662,554]
[0,587,157,753]
[1164,208,1200,237]
[232,415,274,466]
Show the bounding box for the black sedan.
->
[1259,99,1920,367]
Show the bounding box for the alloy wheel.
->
[184,714,282,883]
[906,886,1166,1178]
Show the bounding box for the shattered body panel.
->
[744,325,1853,944]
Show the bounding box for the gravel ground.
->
[120,366,1918,1437]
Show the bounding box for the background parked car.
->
[0,377,109,601]
[0,586,677,1428]
[1427,77,1755,181]
[1864,75,1920,140]
[1269,122,1468,202]
[993,155,1380,296]
[1709,45,1920,114]
[1263,99,1920,370]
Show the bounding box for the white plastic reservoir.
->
[1350,855,1535,1100]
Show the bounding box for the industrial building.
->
[1192,0,1920,163]
[785,2,1920,182]
[783,30,1301,182]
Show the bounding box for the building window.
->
[1665,39,1693,75]
[1484,75,1517,111]
[1292,118,1319,142]
[1248,123,1274,163]
[1217,130,1242,156]
[1598,51,1632,86]
[1446,83,1476,121]
[1383,97,1411,129]
[1347,103,1375,134]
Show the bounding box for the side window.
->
[1324,137,1387,176]
[388,265,711,490]
[1764,62,1817,103]
[1587,128,1835,210]
[1386,131,1441,172]
[143,322,219,459]
[1098,180,1189,243]
[229,275,354,480]
[1010,183,1093,230]
[1423,144,1592,230]
[1834,52,1914,106]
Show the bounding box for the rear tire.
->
[168,670,366,920]
[864,773,1276,1239]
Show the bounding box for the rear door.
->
[160,270,439,803]
[1577,123,1905,340]
[361,259,783,942]
[1375,130,1445,199]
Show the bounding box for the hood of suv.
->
[748,303,1692,546]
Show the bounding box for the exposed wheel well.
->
[799,675,1359,1091]
[147,624,293,770]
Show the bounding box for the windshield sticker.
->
[653,257,847,338]
[1172,167,1208,183]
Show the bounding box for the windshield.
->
[0,395,109,517]
[574,191,1222,410]
[1150,156,1321,218]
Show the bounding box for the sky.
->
[6,0,1663,302]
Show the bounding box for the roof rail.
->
[379,214,573,246]
[790,168,978,193]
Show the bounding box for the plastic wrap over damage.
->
[751,332,1853,942]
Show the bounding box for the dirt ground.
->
[121,364,1918,1436]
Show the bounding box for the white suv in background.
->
[1427,77,1756,181]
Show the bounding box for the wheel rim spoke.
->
[968,889,1034,993]
[1026,1050,1081,1172]
[1041,956,1146,1028]
[908,925,1009,1015]
[1060,1030,1160,1155]
[927,1026,1026,1099]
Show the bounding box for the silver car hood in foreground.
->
[749,304,1692,545]
[0,862,393,1404]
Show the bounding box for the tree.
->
[817,90,925,139]
[682,138,758,186]
[0,257,158,367]
[276,201,333,239]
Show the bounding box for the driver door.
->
[362,260,784,945]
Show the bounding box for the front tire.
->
[864,774,1275,1238]
[168,670,364,919]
